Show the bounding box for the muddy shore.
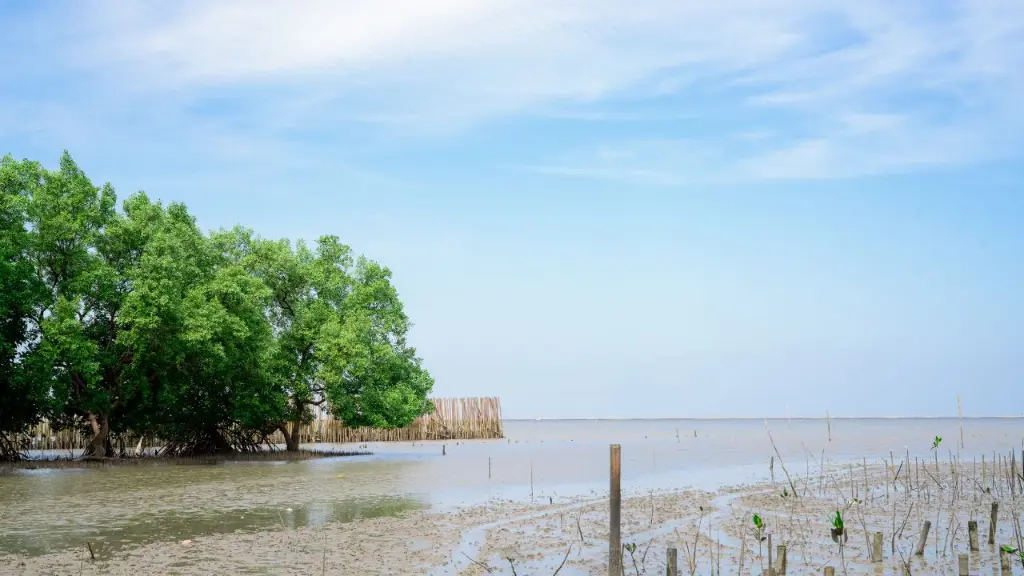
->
[6,451,1022,575]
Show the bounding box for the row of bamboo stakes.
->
[21,397,504,450]
[608,444,1023,575]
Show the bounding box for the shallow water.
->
[2,417,1022,560]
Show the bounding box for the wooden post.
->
[968,520,979,551]
[488,456,491,480]
[776,544,787,575]
[824,567,835,576]
[767,533,773,576]
[1001,546,1012,573]
[958,394,964,449]
[609,444,621,576]
[958,553,968,576]
[530,461,534,502]
[990,502,999,546]
[666,546,678,576]
[914,520,931,555]
[872,532,883,562]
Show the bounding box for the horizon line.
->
[502,415,1024,421]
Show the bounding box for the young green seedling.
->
[931,436,942,450]
[753,513,766,541]
[830,510,847,543]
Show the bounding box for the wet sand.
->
[4,418,1024,574]
[5,459,1022,575]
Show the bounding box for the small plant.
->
[752,513,766,541]
[623,542,644,575]
[1003,546,1024,564]
[830,510,847,543]
[931,436,943,450]
[781,487,789,498]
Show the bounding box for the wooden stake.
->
[872,532,883,562]
[958,552,968,576]
[767,533,773,576]
[990,502,999,546]
[1001,546,1012,573]
[914,520,931,555]
[666,546,678,576]
[824,567,835,576]
[863,457,869,501]
[488,457,491,480]
[906,448,911,495]
[826,410,831,442]
[609,444,621,576]
[776,544,787,575]
[958,394,964,449]
[969,520,979,552]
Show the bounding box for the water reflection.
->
[3,417,1023,559]
[0,494,426,557]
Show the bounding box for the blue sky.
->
[2,1,1023,418]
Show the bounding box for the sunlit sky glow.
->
[2,1,1023,418]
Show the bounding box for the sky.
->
[2,1,1023,419]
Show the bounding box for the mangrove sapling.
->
[829,510,849,574]
[752,513,767,572]
[624,542,642,575]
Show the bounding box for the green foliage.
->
[0,151,433,457]
[931,436,942,450]
[831,510,844,532]
[228,231,434,448]
[0,156,48,457]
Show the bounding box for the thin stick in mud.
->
[763,418,798,498]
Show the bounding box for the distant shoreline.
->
[504,415,1024,421]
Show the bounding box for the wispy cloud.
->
[3,0,1024,180]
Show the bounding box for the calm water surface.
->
[2,417,1022,557]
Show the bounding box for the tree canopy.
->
[0,152,434,459]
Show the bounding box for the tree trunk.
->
[84,412,111,458]
[278,420,301,452]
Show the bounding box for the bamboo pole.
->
[990,502,999,546]
[914,520,931,555]
[609,444,622,576]
[25,396,506,449]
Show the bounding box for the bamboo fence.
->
[22,397,504,451]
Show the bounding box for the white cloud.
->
[8,0,1024,179]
